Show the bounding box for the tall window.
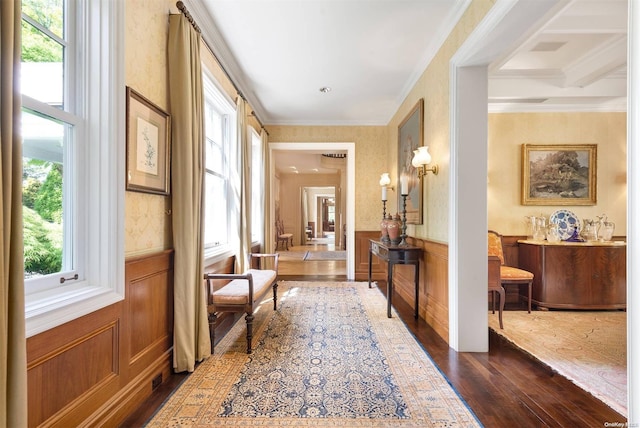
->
[250,128,263,243]
[21,0,71,288]
[21,0,124,336]
[203,73,236,257]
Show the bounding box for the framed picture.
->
[521,144,597,206]
[397,99,424,224]
[126,87,171,195]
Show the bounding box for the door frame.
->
[269,142,355,279]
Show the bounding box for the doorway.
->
[269,142,355,279]
[301,186,336,245]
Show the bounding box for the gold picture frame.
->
[126,87,171,195]
[521,144,597,206]
[397,99,424,224]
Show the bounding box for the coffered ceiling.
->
[488,0,627,112]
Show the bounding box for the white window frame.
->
[23,0,125,337]
[202,70,238,263]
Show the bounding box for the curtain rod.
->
[176,1,200,33]
[174,1,269,136]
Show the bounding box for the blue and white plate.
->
[549,209,581,240]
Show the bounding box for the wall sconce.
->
[411,146,438,177]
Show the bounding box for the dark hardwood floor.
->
[120,277,626,427]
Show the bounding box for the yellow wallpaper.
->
[488,112,627,236]
[386,0,496,242]
[267,126,389,230]
[124,0,174,256]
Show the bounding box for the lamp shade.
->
[411,146,432,168]
[379,172,391,186]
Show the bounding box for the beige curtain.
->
[0,1,28,425]
[168,14,210,372]
[261,129,273,253]
[235,98,251,273]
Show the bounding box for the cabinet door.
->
[589,246,626,306]
[544,246,591,306]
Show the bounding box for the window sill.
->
[204,245,235,267]
[25,283,124,338]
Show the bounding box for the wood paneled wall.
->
[354,231,386,281]
[354,231,450,342]
[353,232,541,343]
[26,250,174,427]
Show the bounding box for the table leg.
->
[368,250,373,288]
[387,262,393,318]
[414,262,419,319]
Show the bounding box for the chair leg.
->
[245,312,254,354]
[527,281,532,313]
[272,282,278,310]
[208,312,217,354]
[497,286,505,329]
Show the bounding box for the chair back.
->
[488,230,505,265]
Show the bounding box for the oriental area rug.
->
[148,281,481,427]
[489,310,626,416]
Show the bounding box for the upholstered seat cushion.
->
[211,269,277,305]
[500,265,534,280]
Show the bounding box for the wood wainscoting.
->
[26,250,174,427]
[354,231,450,342]
[331,232,537,344]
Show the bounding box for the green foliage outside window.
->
[23,206,62,276]
[21,0,63,62]
[23,160,63,276]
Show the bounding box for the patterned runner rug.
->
[489,310,626,416]
[148,281,481,427]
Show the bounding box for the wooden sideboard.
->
[518,240,626,310]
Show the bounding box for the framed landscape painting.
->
[521,144,597,206]
[397,99,424,224]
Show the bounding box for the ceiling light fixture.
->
[319,86,332,93]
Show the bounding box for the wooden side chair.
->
[275,219,293,250]
[488,230,534,328]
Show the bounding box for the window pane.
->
[204,173,228,248]
[205,101,223,143]
[22,109,67,279]
[22,0,64,39]
[251,132,262,241]
[21,14,64,108]
[205,137,223,173]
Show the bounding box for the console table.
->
[368,240,422,318]
[518,240,626,310]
